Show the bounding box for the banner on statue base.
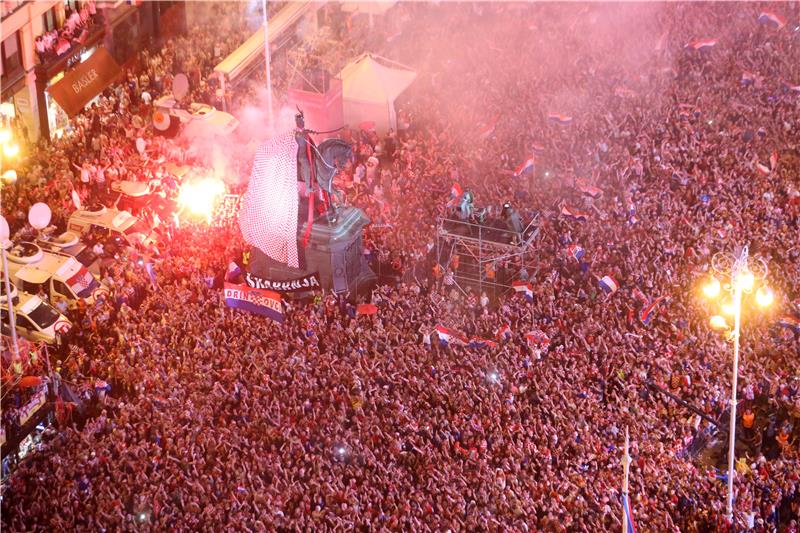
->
[244,271,321,293]
[224,283,284,323]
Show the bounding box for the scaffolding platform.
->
[435,214,541,297]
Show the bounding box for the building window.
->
[42,7,58,32]
[1,32,23,82]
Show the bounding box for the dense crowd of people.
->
[2,2,800,531]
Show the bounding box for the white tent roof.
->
[339,54,416,104]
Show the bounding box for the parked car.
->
[3,242,109,310]
[67,205,158,254]
[0,283,71,344]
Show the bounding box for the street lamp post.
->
[702,245,771,526]
[262,0,273,125]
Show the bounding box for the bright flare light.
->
[703,276,721,299]
[709,315,728,330]
[2,142,19,158]
[720,299,736,317]
[736,271,755,292]
[178,177,225,220]
[755,286,774,308]
[0,128,11,144]
[2,169,16,184]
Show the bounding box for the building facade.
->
[2,1,186,142]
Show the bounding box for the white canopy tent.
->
[338,53,416,133]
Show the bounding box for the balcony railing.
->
[1,0,28,21]
[35,15,104,73]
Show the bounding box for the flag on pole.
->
[599,275,619,295]
[514,157,536,176]
[547,113,573,126]
[469,336,498,349]
[435,325,468,346]
[757,11,787,29]
[512,280,534,302]
[686,38,718,51]
[770,150,778,171]
[478,115,499,140]
[577,184,604,199]
[640,296,667,325]
[776,316,800,333]
[447,182,464,208]
[495,324,512,340]
[567,243,585,262]
[525,330,550,348]
[356,303,379,316]
[560,206,589,222]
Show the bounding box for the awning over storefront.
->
[46,47,122,117]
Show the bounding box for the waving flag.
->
[599,275,619,295]
[640,296,667,325]
[757,11,786,29]
[356,303,379,316]
[525,330,550,348]
[548,113,573,126]
[447,182,463,208]
[686,38,718,51]
[514,157,536,176]
[469,337,498,349]
[224,283,284,323]
[495,324,512,340]
[561,206,589,222]
[756,162,771,176]
[791,298,800,318]
[567,243,585,262]
[512,280,534,302]
[478,115,499,140]
[782,81,800,93]
[577,184,603,199]
[741,71,756,86]
[435,325,468,346]
[776,316,800,333]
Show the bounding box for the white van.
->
[3,242,108,309]
[67,205,157,253]
[0,284,71,344]
[36,230,102,276]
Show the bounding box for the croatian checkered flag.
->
[239,131,300,268]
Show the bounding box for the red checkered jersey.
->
[239,131,300,268]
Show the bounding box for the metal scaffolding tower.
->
[435,214,541,297]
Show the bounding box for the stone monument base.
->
[248,206,376,298]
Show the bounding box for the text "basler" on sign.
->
[72,68,99,94]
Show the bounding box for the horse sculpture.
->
[296,136,353,213]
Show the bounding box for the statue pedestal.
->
[249,206,376,297]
